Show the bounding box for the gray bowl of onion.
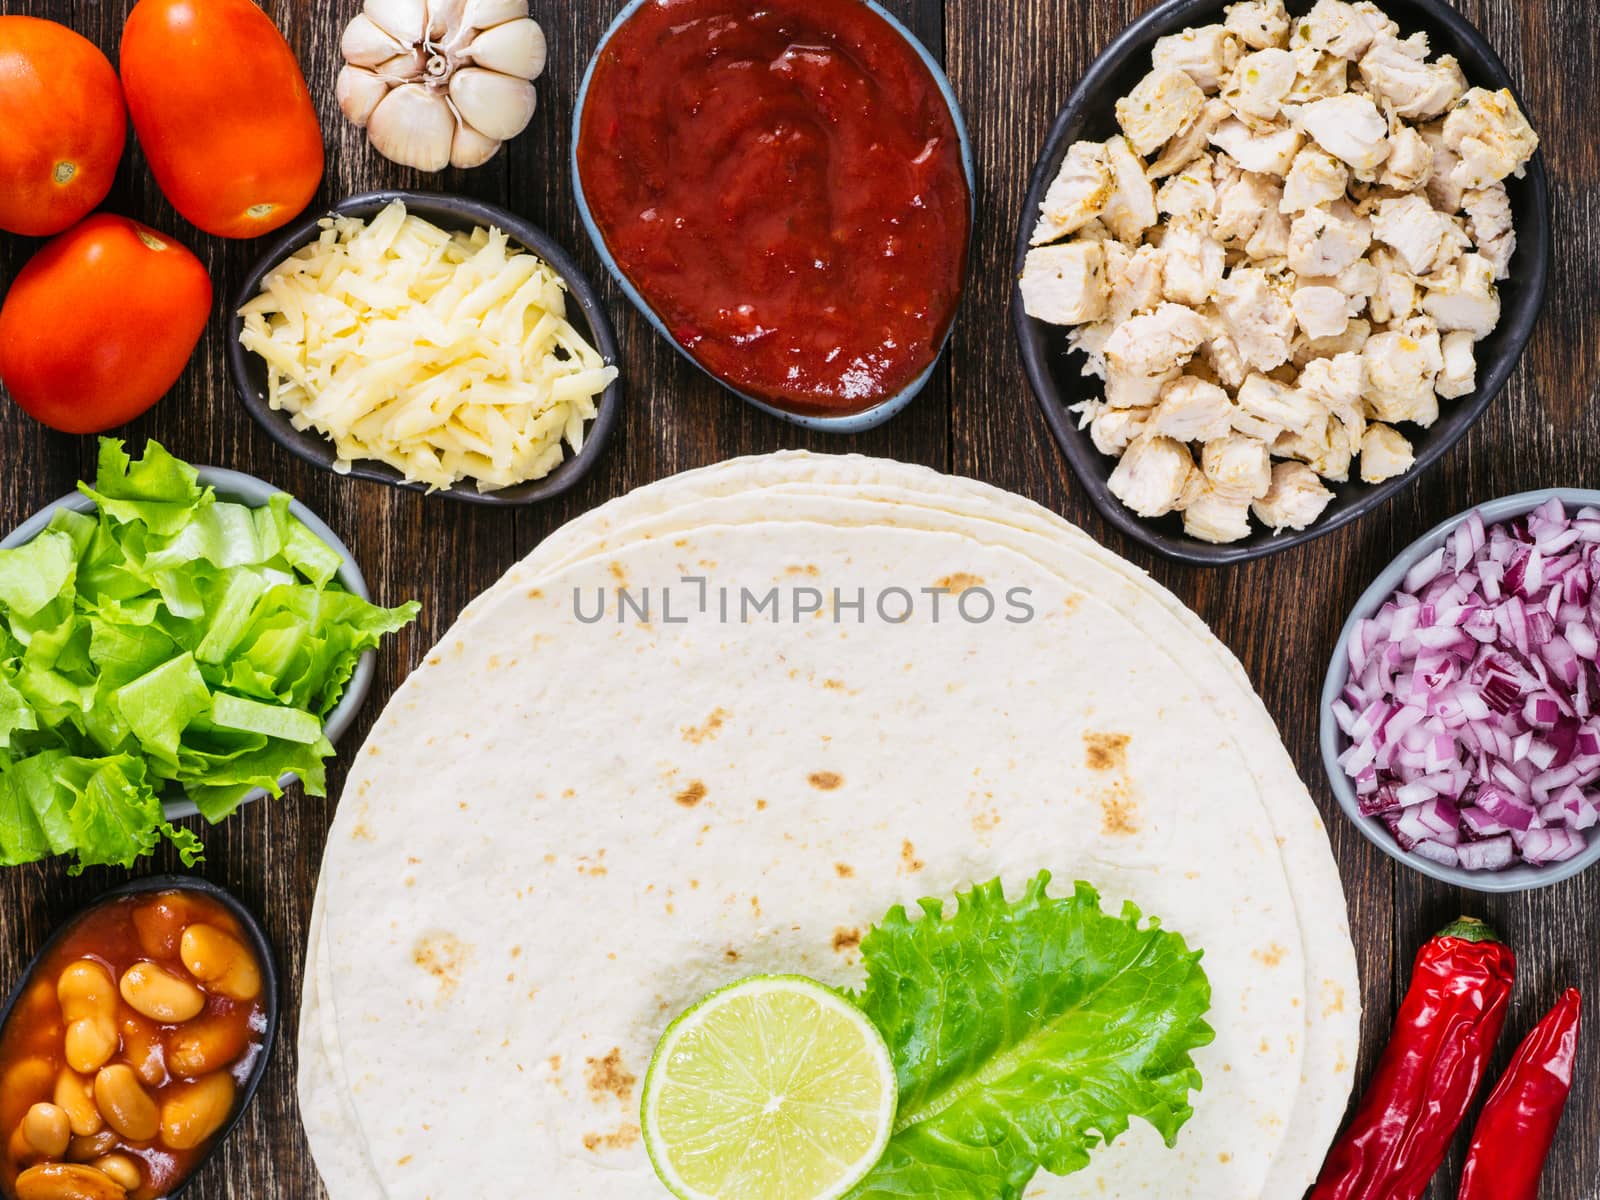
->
[1322,489,1600,893]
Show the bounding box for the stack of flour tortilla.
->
[299,454,1361,1198]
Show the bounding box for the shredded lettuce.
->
[847,873,1214,1199]
[0,439,419,873]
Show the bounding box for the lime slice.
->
[641,974,898,1200]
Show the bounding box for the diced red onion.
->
[1337,501,1600,872]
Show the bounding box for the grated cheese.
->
[238,201,617,493]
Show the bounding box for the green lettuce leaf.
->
[847,874,1213,1200]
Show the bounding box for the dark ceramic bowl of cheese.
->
[1012,0,1551,567]
[228,190,622,507]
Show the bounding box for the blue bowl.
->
[0,467,375,822]
[1321,489,1600,893]
[572,0,976,433]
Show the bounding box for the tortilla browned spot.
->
[1254,943,1289,967]
[1099,780,1140,836]
[833,927,862,952]
[1084,731,1131,771]
[674,781,707,807]
[582,1123,640,1152]
[936,572,985,591]
[681,708,729,744]
[808,771,843,791]
[413,932,470,1000]
[834,862,855,878]
[584,1048,636,1104]
[900,840,924,874]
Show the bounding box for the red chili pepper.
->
[1457,988,1582,1200]
[1310,917,1516,1200]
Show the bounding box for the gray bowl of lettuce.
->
[0,442,417,870]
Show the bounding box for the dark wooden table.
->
[1,0,1596,1196]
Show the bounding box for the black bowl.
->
[1012,0,1551,566]
[0,875,279,1198]
[227,190,623,507]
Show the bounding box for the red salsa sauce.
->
[577,0,972,416]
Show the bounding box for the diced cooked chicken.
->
[1296,0,1397,61]
[1214,163,1283,243]
[1215,268,1297,371]
[1371,193,1471,275]
[1443,88,1540,190]
[1358,35,1466,119]
[1209,117,1304,176]
[1294,316,1372,366]
[1200,317,1251,390]
[1202,432,1274,497]
[1157,165,1218,221]
[1363,318,1444,425]
[1031,142,1114,246]
[1105,303,1209,379]
[1436,329,1477,399]
[1108,368,1180,411]
[1223,48,1299,126]
[1108,435,1198,518]
[1236,371,1325,433]
[1380,124,1434,192]
[1088,403,1153,455]
[1421,252,1500,339]
[1282,147,1349,212]
[1366,246,1418,325]
[1069,322,1112,378]
[1101,136,1160,242]
[1286,45,1350,102]
[1153,24,1242,93]
[1299,350,1367,410]
[1184,484,1256,543]
[1161,219,1228,305]
[1463,183,1516,279]
[1420,121,1466,213]
[1360,423,1415,482]
[1275,420,1355,482]
[1225,0,1291,51]
[1149,102,1225,181]
[1104,242,1167,326]
[1288,201,1373,276]
[1293,284,1352,339]
[1293,93,1391,174]
[1117,67,1208,156]
[1331,258,1380,304]
[1020,243,1109,326]
[1253,461,1336,531]
[1150,375,1236,441]
[1246,204,1292,262]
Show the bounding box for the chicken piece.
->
[1360,423,1415,483]
[1162,219,1228,305]
[1104,241,1167,326]
[1421,252,1501,339]
[1358,35,1466,120]
[1088,403,1153,455]
[1293,93,1391,175]
[1105,303,1209,379]
[1157,164,1218,222]
[1150,374,1236,441]
[1443,88,1540,190]
[1223,48,1299,126]
[1380,124,1434,192]
[1236,371,1324,434]
[1202,432,1274,498]
[1108,367,1181,410]
[1327,258,1380,307]
[1101,136,1160,242]
[1108,435,1198,518]
[1372,194,1472,276]
[1150,98,1231,178]
[1031,142,1114,246]
[1420,121,1466,213]
[1463,183,1516,279]
[1213,162,1284,244]
[1294,317,1372,366]
[1363,318,1444,425]
[1209,117,1304,176]
[1020,243,1109,326]
[1153,24,1242,93]
[1069,322,1113,379]
[1366,247,1420,325]
[1119,68,1207,157]
[1296,0,1396,61]
[1225,0,1291,50]
[1215,268,1297,371]
[1436,329,1477,399]
[1246,204,1292,262]
[1287,45,1351,102]
[1288,201,1373,277]
[1293,284,1352,339]
[1299,349,1367,409]
[1200,317,1251,390]
[1275,419,1356,482]
[1281,147,1350,212]
[1184,484,1256,543]
[1253,461,1336,531]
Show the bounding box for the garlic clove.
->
[465,18,546,82]
[363,0,427,46]
[341,13,408,68]
[448,68,537,143]
[426,0,467,43]
[373,52,425,83]
[461,0,529,33]
[337,65,392,128]
[450,122,503,170]
[367,83,458,172]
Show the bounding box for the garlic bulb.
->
[337,0,547,171]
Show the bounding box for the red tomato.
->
[0,215,213,434]
[0,17,127,237]
[120,0,324,239]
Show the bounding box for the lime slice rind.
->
[642,975,898,1200]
